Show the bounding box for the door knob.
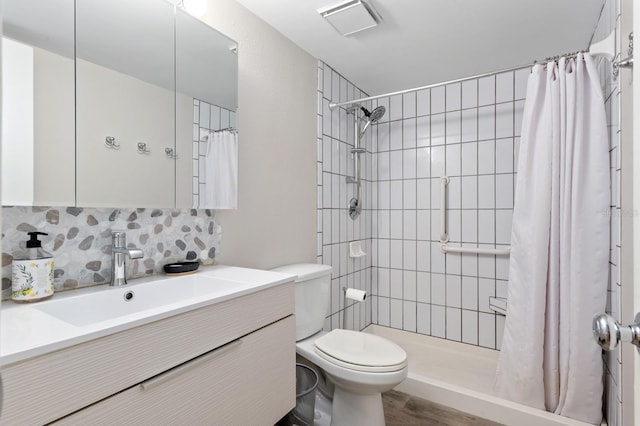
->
[592,312,640,353]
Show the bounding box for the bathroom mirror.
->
[1,0,238,208]
[1,0,75,206]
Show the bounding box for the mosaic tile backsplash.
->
[1,207,221,300]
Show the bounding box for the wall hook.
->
[105,136,120,149]
[137,142,151,154]
[165,147,178,159]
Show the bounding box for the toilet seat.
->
[313,329,407,373]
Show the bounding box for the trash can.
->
[292,363,319,425]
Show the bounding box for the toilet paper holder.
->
[342,287,367,329]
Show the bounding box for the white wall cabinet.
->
[0,282,295,425]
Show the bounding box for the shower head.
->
[360,106,386,123]
[359,105,386,135]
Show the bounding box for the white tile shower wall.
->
[595,0,623,424]
[192,99,237,207]
[317,61,373,332]
[371,68,527,350]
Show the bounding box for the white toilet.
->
[273,263,408,426]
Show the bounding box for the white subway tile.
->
[431,273,446,305]
[462,80,478,109]
[417,116,430,147]
[377,97,390,123]
[378,297,390,326]
[496,102,514,139]
[478,140,495,175]
[416,179,430,209]
[390,210,403,239]
[478,246,496,278]
[403,149,417,179]
[462,276,479,310]
[461,142,478,175]
[403,118,417,149]
[378,268,390,297]
[461,252,478,277]
[378,180,390,209]
[417,240,430,271]
[478,210,495,244]
[478,76,495,106]
[447,209,462,242]
[417,210,430,240]
[461,109,478,143]
[417,272,430,303]
[478,312,496,348]
[390,150,403,180]
[404,209,417,239]
[390,269,403,299]
[495,209,513,244]
[495,138,514,173]
[403,92,417,119]
[448,176,461,209]
[417,147,431,179]
[478,278,496,313]
[390,94,403,122]
[378,210,390,238]
[431,178,441,210]
[496,72,514,103]
[390,240,403,269]
[403,179,417,210]
[514,68,529,100]
[514,100,525,137]
[462,209,478,243]
[446,144,462,176]
[431,145,445,178]
[446,307,462,341]
[462,310,479,345]
[495,174,514,209]
[404,271,417,301]
[478,175,495,209]
[431,242,446,274]
[390,298,403,329]
[417,303,431,335]
[431,113,446,146]
[403,301,417,332]
[431,305,446,338]
[446,111,461,144]
[403,240,417,270]
[478,105,496,140]
[417,89,430,116]
[446,83,462,111]
[431,86,445,114]
[378,239,390,268]
[461,176,478,209]
[446,275,462,308]
[378,121,390,151]
[390,180,403,209]
[390,120,403,151]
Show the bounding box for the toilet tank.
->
[271,263,332,341]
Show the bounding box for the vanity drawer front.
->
[0,282,294,425]
[53,315,296,425]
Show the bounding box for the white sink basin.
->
[34,274,251,326]
[0,265,294,367]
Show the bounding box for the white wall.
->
[33,47,75,206]
[200,0,318,269]
[1,38,34,205]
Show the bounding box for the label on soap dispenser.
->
[11,258,55,301]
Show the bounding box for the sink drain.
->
[123,290,135,301]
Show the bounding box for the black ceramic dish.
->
[163,261,200,275]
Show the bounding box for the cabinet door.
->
[53,316,295,425]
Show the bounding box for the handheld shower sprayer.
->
[359,106,386,135]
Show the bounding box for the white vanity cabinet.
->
[0,282,295,425]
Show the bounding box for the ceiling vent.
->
[319,0,382,37]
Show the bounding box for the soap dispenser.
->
[11,231,55,302]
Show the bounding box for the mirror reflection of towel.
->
[203,130,237,209]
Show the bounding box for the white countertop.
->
[0,265,294,367]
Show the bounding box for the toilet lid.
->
[314,329,407,373]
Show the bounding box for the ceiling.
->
[234,0,605,96]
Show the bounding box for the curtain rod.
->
[328,61,535,110]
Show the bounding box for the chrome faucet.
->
[110,231,144,286]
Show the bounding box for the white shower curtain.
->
[202,130,238,209]
[495,53,609,425]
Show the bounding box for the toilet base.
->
[331,387,385,426]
